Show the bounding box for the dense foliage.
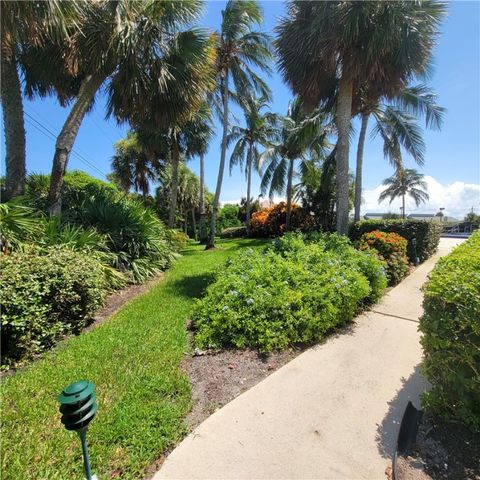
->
[193,233,387,352]
[419,232,480,431]
[217,204,242,232]
[357,230,409,286]
[349,219,442,263]
[1,247,107,366]
[250,202,315,237]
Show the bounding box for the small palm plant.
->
[378,168,429,218]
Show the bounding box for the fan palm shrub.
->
[276,1,447,234]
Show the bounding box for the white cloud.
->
[362,176,480,220]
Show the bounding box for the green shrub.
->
[419,232,480,431]
[193,233,387,352]
[220,226,247,238]
[349,219,443,263]
[165,229,189,250]
[217,204,242,231]
[357,230,409,286]
[0,247,108,366]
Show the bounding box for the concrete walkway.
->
[154,238,463,480]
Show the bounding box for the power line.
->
[24,111,108,179]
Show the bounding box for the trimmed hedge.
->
[193,233,387,352]
[419,232,480,431]
[220,226,247,238]
[349,219,443,263]
[1,247,107,366]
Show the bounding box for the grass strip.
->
[1,238,268,479]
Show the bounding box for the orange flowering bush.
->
[250,202,315,237]
[357,230,409,285]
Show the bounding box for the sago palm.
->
[378,168,429,218]
[353,84,445,221]
[276,1,447,234]
[260,98,330,230]
[228,95,276,233]
[207,0,273,248]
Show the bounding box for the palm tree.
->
[353,84,445,222]
[228,95,276,234]
[22,1,214,216]
[0,1,75,200]
[260,98,330,230]
[276,1,447,235]
[111,132,160,198]
[207,0,273,248]
[379,168,429,218]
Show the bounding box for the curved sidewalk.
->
[154,238,463,480]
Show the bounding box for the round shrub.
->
[0,247,107,366]
[357,230,409,285]
[419,232,480,431]
[250,202,315,237]
[193,233,386,353]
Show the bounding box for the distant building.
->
[363,213,390,220]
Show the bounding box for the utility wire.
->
[24,111,108,179]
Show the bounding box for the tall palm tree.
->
[111,132,160,198]
[23,1,214,216]
[379,168,429,218]
[228,95,276,234]
[260,98,330,230]
[276,1,447,235]
[0,1,75,199]
[207,0,273,248]
[353,84,445,222]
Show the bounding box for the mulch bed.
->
[391,415,480,480]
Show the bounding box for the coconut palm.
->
[353,84,445,222]
[260,98,330,230]
[228,95,276,233]
[22,1,214,216]
[207,0,273,248]
[379,168,429,218]
[0,1,76,199]
[111,132,161,198]
[276,1,447,234]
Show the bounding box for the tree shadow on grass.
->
[169,271,217,299]
[375,363,430,460]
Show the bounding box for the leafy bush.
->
[250,202,315,237]
[0,203,42,252]
[165,229,189,250]
[357,230,409,285]
[349,219,443,263]
[217,204,242,231]
[220,226,247,238]
[193,233,387,352]
[1,247,108,366]
[419,232,480,431]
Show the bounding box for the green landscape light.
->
[58,381,98,480]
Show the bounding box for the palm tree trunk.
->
[354,112,369,223]
[207,71,229,249]
[335,76,353,235]
[1,52,26,200]
[245,141,254,235]
[285,156,294,230]
[168,139,180,228]
[199,152,207,243]
[402,193,406,219]
[191,208,197,240]
[48,74,104,215]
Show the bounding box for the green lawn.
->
[1,238,269,480]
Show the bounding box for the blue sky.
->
[2,1,479,218]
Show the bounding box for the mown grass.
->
[1,238,269,480]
